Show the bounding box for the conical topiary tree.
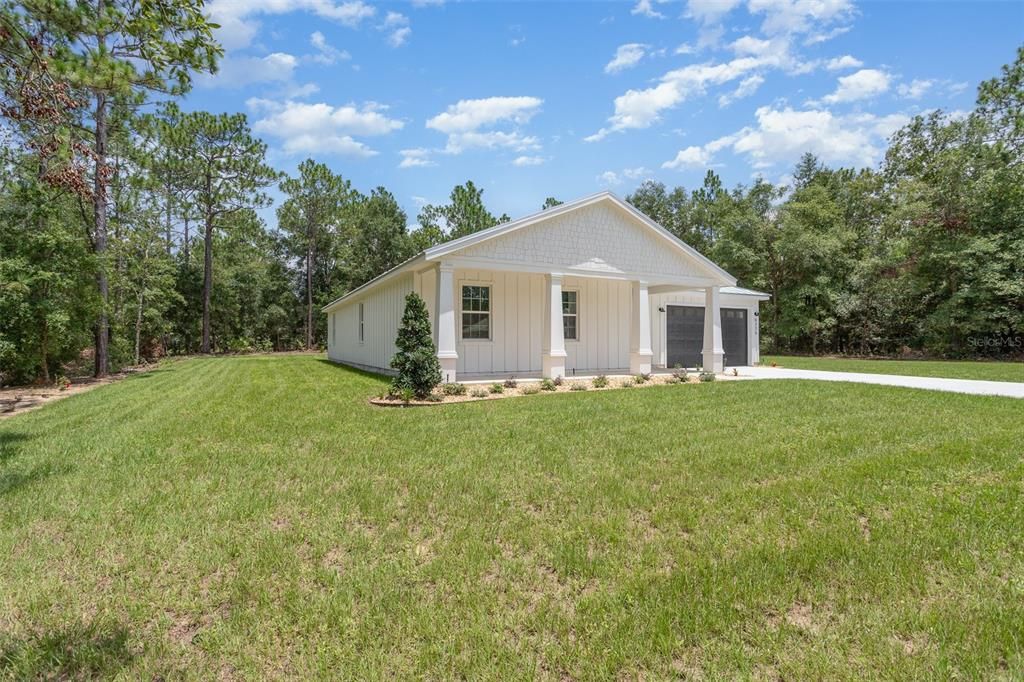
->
[390,292,442,398]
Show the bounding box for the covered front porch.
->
[414,262,730,383]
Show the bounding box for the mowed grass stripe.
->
[1,354,1022,679]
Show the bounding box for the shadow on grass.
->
[0,620,135,679]
[314,359,391,383]
[0,431,71,497]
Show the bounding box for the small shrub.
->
[521,384,541,395]
[699,372,716,382]
[731,367,739,376]
[422,393,442,403]
[570,382,588,391]
[503,377,518,389]
[592,375,609,388]
[470,387,488,398]
[540,378,557,391]
[442,382,467,396]
[672,367,688,382]
[55,375,71,391]
[390,292,442,398]
[770,361,778,368]
[620,377,635,388]
[664,375,681,384]
[489,383,504,394]
[553,375,564,386]
[635,372,651,384]
[399,387,415,403]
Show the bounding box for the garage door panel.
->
[666,305,748,368]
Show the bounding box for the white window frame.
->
[562,288,580,342]
[331,313,336,345]
[358,302,365,344]
[459,282,492,342]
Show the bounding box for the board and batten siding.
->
[451,269,632,378]
[327,273,412,373]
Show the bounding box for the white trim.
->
[562,287,580,343]
[442,255,723,287]
[458,281,493,342]
[358,302,365,344]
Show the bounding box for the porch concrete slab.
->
[739,366,1024,399]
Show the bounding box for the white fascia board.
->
[321,253,426,313]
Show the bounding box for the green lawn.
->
[763,354,1024,383]
[2,355,1022,679]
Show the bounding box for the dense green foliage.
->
[1,355,1022,677]
[629,48,1024,358]
[1,13,1021,385]
[390,292,442,398]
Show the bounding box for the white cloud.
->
[388,26,411,47]
[822,68,891,103]
[411,0,444,6]
[631,0,665,18]
[897,78,934,100]
[598,171,622,185]
[380,12,411,47]
[804,25,851,44]
[309,31,350,64]
[512,155,546,166]
[207,0,376,50]
[605,43,649,74]
[427,96,542,133]
[279,82,320,98]
[248,98,403,157]
[200,52,297,88]
[748,0,854,36]
[398,148,434,168]
[443,131,540,154]
[825,54,863,71]
[718,74,765,107]
[587,54,788,141]
[662,145,713,169]
[623,166,652,179]
[729,35,775,56]
[666,105,910,170]
[686,0,742,23]
[675,43,695,55]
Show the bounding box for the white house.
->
[324,192,769,383]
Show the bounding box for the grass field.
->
[762,354,1024,383]
[2,355,1022,679]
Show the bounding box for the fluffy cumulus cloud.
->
[664,105,910,171]
[718,74,765,107]
[512,155,545,166]
[826,54,863,70]
[398,148,434,168]
[897,78,934,99]
[248,98,403,156]
[207,0,376,50]
[309,31,350,64]
[631,0,667,19]
[597,171,622,185]
[199,52,298,87]
[748,0,854,37]
[605,43,650,74]
[822,68,891,103]
[686,0,743,24]
[382,11,411,47]
[426,96,544,154]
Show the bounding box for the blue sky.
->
[184,0,1024,227]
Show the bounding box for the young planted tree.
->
[390,293,441,399]
[278,160,351,349]
[0,0,220,376]
[163,111,279,354]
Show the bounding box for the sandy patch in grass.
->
[0,365,156,419]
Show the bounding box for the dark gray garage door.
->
[666,306,748,368]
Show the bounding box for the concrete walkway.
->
[739,366,1024,399]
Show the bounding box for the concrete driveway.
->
[740,366,1024,399]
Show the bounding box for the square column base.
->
[630,351,653,375]
[702,350,724,374]
[542,352,567,379]
[438,355,457,384]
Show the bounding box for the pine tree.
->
[390,293,441,398]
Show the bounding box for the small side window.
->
[358,303,365,343]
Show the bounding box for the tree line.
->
[0,2,1020,386]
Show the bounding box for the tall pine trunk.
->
[201,208,213,354]
[92,91,110,377]
[305,243,314,349]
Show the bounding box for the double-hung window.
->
[461,285,491,340]
[562,290,578,341]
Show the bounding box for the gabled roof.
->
[423,191,737,284]
[323,191,738,312]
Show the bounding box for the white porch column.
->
[541,273,567,378]
[702,285,725,373]
[435,263,458,383]
[629,280,653,374]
